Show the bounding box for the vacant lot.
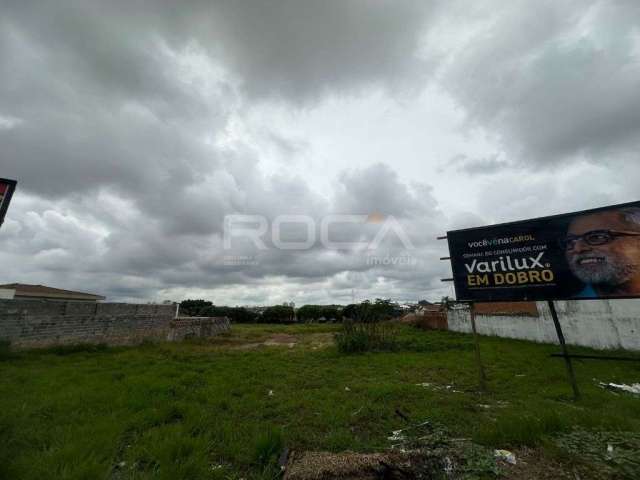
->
[1,324,639,479]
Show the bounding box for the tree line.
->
[178,298,404,324]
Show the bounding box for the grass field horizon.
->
[1,324,639,479]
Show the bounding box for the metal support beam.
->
[469,303,487,391]
[548,300,580,400]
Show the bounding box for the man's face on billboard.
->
[565,211,640,287]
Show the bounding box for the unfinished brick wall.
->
[168,317,231,341]
[0,300,175,348]
[414,311,448,331]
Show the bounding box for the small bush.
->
[335,320,398,354]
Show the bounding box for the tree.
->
[199,305,258,323]
[342,299,400,322]
[320,305,341,322]
[297,305,322,323]
[179,299,212,317]
[260,305,295,324]
[297,305,342,323]
[342,304,359,320]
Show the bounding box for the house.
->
[415,303,444,316]
[0,283,105,302]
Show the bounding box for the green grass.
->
[1,324,639,479]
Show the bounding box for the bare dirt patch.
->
[284,450,428,480]
[263,334,298,347]
[284,447,597,480]
[232,332,334,350]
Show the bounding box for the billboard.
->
[0,178,17,228]
[447,201,640,302]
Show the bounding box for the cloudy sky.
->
[1,0,639,305]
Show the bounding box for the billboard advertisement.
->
[447,201,640,302]
[0,178,17,228]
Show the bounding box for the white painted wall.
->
[448,299,640,351]
[0,289,15,299]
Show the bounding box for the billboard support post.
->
[547,300,580,400]
[469,302,487,391]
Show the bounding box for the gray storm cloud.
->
[441,0,640,164]
[0,0,638,303]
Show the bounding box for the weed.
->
[335,320,398,353]
[253,428,284,478]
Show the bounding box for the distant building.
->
[398,303,416,311]
[0,283,105,302]
[415,303,444,316]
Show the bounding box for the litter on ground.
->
[494,449,517,465]
[598,382,640,395]
[415,382,461,393]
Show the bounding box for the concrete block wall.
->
[448,299,640,351]
[168,317,231,341]
[0,299,175,348]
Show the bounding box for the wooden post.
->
[469,303,487,391]
[548,300,580,400]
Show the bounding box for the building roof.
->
[419,304,443,312]
[0,283,106,301]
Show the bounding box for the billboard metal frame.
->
[437,200,640,400]
[0,177,17,228]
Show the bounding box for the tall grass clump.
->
[335,303,398,353]
[473,410,568,447]
[335,320,398,354]
[253,428,284,477]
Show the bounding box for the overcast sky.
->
[1,1,639,305]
